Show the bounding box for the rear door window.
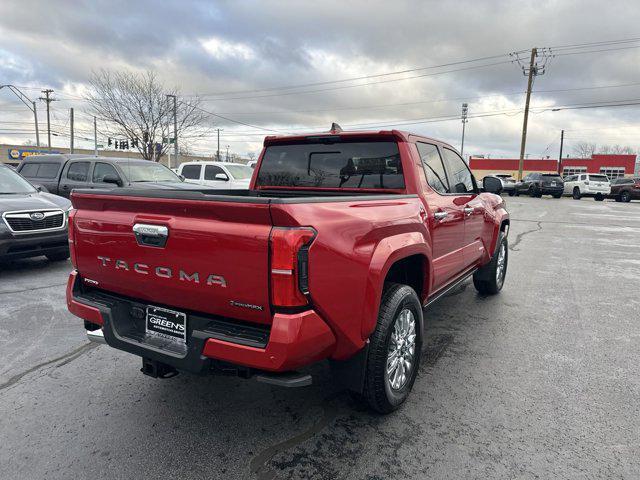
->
[181,164,202,180]
[66,162,90,182]
[19,162,60,178]
[256,140,404,189]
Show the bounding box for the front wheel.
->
[363,283,423,414]
[508,190,515,197]
[473,234,508,295]
[595,194,604,201]
[553,193,562,199]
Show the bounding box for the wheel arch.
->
[362,233,432,341]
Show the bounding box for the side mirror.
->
[102,174,123,187]
[483,176,503,194]
[178,175,185,181]
[35,184,48,193]
[214,173,229,181]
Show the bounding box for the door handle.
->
[464,207,473,216]
[434,211,448,220]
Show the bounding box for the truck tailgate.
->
[72,192,273,324]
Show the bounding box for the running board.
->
[424,268,476,308]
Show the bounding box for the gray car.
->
[0,164,71,262]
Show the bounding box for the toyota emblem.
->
[30,212,45,221]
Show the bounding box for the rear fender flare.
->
[361,232,432,341]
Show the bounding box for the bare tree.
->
[85,70,209,161]
[572,142,597,158]
[247,152,256,161]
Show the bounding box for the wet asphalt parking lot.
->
[1,195,639,480]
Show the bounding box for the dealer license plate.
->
[145,306,187,344]
[551,182,557,186]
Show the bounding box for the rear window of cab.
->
[19,162,60,179]
[256,141,404,189]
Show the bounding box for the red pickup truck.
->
[66,128,509,413]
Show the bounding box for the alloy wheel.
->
[386,309,416,391]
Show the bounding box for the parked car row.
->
[482,172,640,202]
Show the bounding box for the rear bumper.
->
[540,186,564,195]
[582,187,611,196]
[66,271,336,374]
[0,229,68,260]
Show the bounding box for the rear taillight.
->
[67,208,78,268]
[270,227,316,307]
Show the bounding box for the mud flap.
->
[329,342,369,394]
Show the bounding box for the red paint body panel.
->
[67,129,508,373]
[202,309,335,371]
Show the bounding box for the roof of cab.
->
[262,129,456,151]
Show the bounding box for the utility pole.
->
[226,145,229,162]
[166,94,178,166]
[557,129,564,174]
[93,116,98,155]
[39,89,55,152]
[69,108,74,153]
[217,128,221,161]
[517,48,537,180]
[460,103,469,157]
[33,101,40,147]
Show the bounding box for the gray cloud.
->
[0,0,639,158]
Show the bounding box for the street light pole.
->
[166,94,178,166]
[0,85,40,147]
[460,103,468,157]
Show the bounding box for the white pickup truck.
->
[177,162,253,189]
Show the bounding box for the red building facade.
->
[470,154,637,179]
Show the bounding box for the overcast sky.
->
[1,0,639,159]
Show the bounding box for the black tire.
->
[572,187,581,200]
[621,191,631,203]
[508,190,515,197]
[46,251,70,262]
[363,283,423,414]
[473,234,508,295]
[595,194,604,201]
[553,193,562,199]
[615,196,622,202]
[514,189,520,197]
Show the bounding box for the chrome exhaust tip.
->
[86,328,106,344]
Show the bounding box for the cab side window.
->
[67,162,90,182]
[440,148,475,194]
[416,142,448,194]
[93,162,120,183]
[204,165,228,181]
[181,164,202,180]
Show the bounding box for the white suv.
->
[177,162,253,189]
[563,173,611,201]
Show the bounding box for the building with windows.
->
[469,154,637,180]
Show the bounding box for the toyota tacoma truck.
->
[66,128,509,413]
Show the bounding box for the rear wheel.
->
[553,193,562,199]
[473,234,508,295]
[363,283,422,414]
[508,190,515,197]
[572,187,582,200]
[621,191,631,203]
[595,194,604,201]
